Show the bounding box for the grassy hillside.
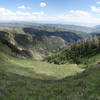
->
[0,43,83,80]
[0,46,100,99]
[0,26,25,34]
[0,23,100,100]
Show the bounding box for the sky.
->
[0,0,100,26]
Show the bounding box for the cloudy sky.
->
[0,0,100,25]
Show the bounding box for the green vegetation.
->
[0,23,92,39]
[0,31,66,60]
[46,36,100,65]
[0,42,83,99]
[0,47,83,80]
[0,24,100,100]
[0,42,100,100]
[0,55,100,99]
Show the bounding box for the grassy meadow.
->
[0,42,100,100]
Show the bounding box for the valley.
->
[0,23,100,100]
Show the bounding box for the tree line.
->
[46,35,100,64]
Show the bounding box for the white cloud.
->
[16,11,30,16]
[70,10,91,17]
[46,14,100,24]
[1,8,100,25]
[0,8,45,21]
[18,5,31,9]
[91,6,100,13]
[40,2,46,7]
[32,11,44,16]
[0,8,94,23]
[42,10,100,24]
[0,8,15,16]
[96,1,100,4]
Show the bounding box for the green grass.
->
[0,52,83,80]
[0,26,25,34]
[0,43,100,100]
[0,52,100,100]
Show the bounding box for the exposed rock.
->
[0,31,66,60]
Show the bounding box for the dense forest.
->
[46,36,100,64]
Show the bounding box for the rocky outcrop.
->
[0,31,66,60]
[0,31,33,58]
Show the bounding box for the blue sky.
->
[0,0,100,26]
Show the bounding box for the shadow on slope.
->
[23,28,81,42]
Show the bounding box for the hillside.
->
[0,23,83,41]
[0,45,100,99]
[0,23,92,38]
[46,36,100,65]
[0,41,100,99]
[0,23,100,100]
[0,23,86,60]
[0,31,67,59]
[23,27,81,42]
[1,23,100,38]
